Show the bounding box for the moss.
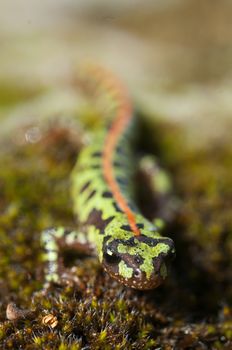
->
[0,114,231,349]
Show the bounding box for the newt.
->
[41,66,175,290]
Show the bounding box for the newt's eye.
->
[134,268,142,278]
[103,249,121,265]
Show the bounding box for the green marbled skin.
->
[69,120,175,289]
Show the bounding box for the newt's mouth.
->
[102,262,167,290]
[119,273,164,290]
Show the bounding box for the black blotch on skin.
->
[139,235,174,249]
[136,223,144,229]
[113,161,123,168]
[86,209,114,234]
[102,191,113,198]
[120,223,143,232]
[103,235,111,246]
[92,151,102,157]
[121,224,133,232]
[103,251,121,265]
[108,237,137,248]
[91,164,101,169]
[106,236,173,250]
[103,235,137,253]
[113,202,123,213]
[80,180,91,194]
[85,190,96,203]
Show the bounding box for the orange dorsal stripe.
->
[87,66,140,236]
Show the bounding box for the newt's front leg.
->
[41,227,95,285]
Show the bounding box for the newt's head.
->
[102,233,175,290]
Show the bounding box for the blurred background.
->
[1,0,232,146]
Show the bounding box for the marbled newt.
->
[42,66,175,290]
